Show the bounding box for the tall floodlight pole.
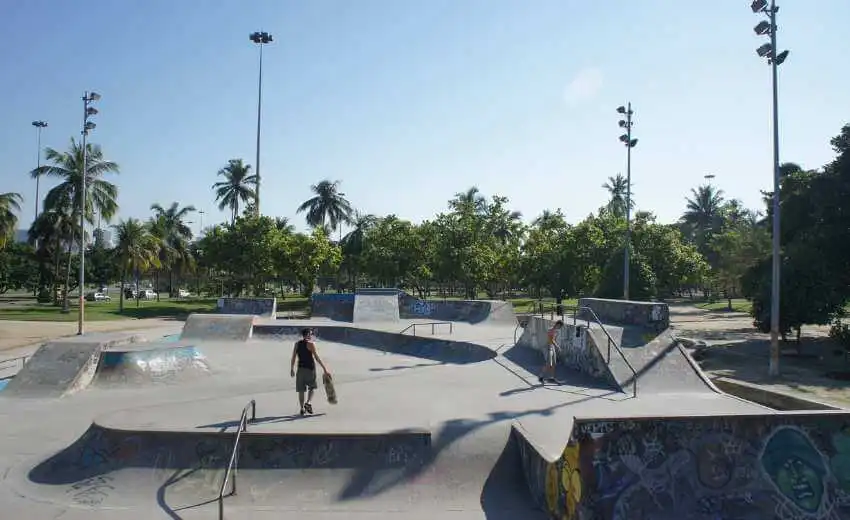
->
[250,31,273,217]
[750,0,789,376]
[616,104,638,300]
[78,91,101,335]
[31,121,48,223]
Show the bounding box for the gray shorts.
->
[545,346,557,367]
[296,368,317,392]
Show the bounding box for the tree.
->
[340,212,377,289]
[679,183,725,258]
[0,243,39,295]
[282,228,342,297]
[595,247,657,302]
[213,159,256,224]
[296,180,354,238]
[150,202,196,297]
[0,192,22,249]
[113,218,161,311]
[602,174,634,218]
[30,138,119,308]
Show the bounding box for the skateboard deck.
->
[323,373,337,404]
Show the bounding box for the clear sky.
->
[2,0,848,235]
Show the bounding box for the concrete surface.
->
[180,313,254,341]
[352,288,400,323]
[2,301,848,519]
[0,318,177,352]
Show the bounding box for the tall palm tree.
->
[296,180,354,238]
[31,138,120,225]
[213,159,256,224]
[113,218,161,311]
[274,216,294,233]
[680,184,726,252]
[0,192,22,249]
[28,200,77,305]
[150,202,196,297]
[602,174,634,218]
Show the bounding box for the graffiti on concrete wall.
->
[219,297,276,317]
[411,300,436,317]
[519,414,850,520]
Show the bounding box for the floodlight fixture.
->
[86,107,98,116]
[619,120,627,128]
[772,50,789,65]
[751,0,767,13]
[619,134,629,143]
[754,20,772,35]
[757,43,772,57]
[84,121,96,131]
[87,92,101,101]
[616,106,626,114]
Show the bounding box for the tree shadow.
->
[369,362,443,372]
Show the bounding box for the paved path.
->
[0,318,179,353]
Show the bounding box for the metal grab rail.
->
[0,355,31,373]
[399,321,453,336]
[218,399,256,520]
[564,305,638,398]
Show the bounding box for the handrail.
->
[398,321,453,336]
[218,399,256,520]
[564,305,638,398]
[0,355,30,372]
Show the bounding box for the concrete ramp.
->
[93,345,210,387]
[310,293,355,321]
[514,410,850,520]
[353,288,400,323]
[180,313,254,341]
[2,333,145,398]
[399,293,517,324]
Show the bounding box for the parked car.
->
[85,292,111,302]
[138,289,157,300]
[177,289,190,298]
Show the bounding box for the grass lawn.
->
[695,298,751,313]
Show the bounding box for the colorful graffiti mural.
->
[515,413,850,520]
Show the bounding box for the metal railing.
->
[399,321,453,336]
[0,355,31,375]
[218,399,256,520]
[565,305,638,397]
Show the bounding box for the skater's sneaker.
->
[538,376,544,384]
[300,407,305,416]
[304,403,313,414]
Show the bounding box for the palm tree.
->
[602,174,634,218]
[31,138,120,225]
[680,184,726,254]
[113,218,161,312]
[213,159,256,224]
[449,186,486,214]
[150,202,196,297]
[0,192,22,249]
[274,217,294,233]
[29,138,118,309]
[28,200,77,304]
[341,212,377,288]
[296,180,354,239]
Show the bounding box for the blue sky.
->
[2,0,848,236]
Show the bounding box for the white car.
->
[177,289,190,298]
[138,289,158,300]
[86,292,111,302]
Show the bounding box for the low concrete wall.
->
[578,297,669,329]
[217,297,277,318]
[713,377,842,411]
[180,314,254,342]
[310,293,355,321]
[517,316,617,388]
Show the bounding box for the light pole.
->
[750,0,789,377]
[616,103,638,300]
[78,91,100,335]
[31,121,48,224]
[198,210,205,237]
[704,173,716,187]
[249,30,273,217]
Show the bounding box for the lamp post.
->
[249,31,273,217]
[31,121,48,224]
[616,103,638,300]
[704,173,716,187]
[750,0,789,377]
[78,91,100,335]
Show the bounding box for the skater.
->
[290,328,330,415]
[539,320,563,384]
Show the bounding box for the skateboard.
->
[323,373,338,405]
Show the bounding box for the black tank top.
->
[295,340,315,370]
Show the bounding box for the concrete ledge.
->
[713,377,843,411]
[578,297,669,329]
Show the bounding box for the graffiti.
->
[411,300,436,317]
[67,475,115,506]
[761,427,827,514]
[516,415,850,520]
[219,297,276,317]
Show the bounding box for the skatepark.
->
[2,289,850,519]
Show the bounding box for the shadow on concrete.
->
[196,413,326,431]
[479,434,549,519]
